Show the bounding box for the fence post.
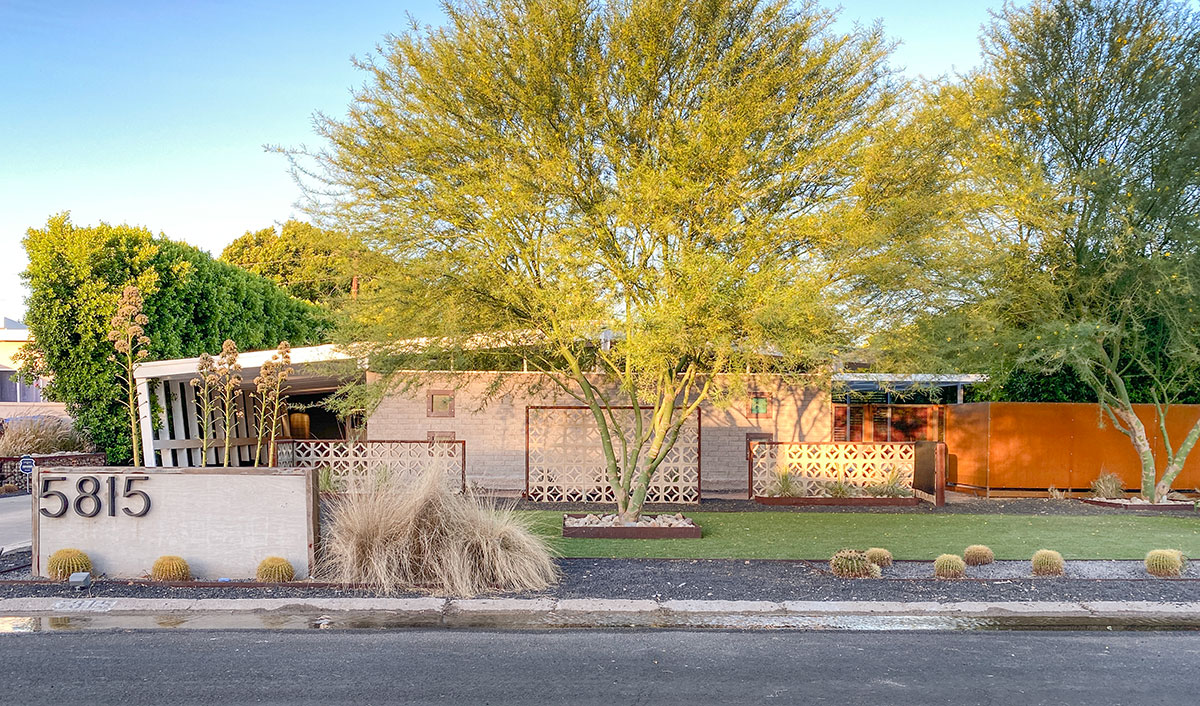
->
[935,441,947,507]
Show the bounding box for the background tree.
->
[289,0,966,520]
[22,214,330,462]
[220,220,389,306]
[892,0,1200,500]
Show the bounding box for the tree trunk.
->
[1115,407,1159,502]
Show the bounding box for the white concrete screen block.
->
[33,467,317,580]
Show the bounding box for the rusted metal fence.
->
[945,402,1200,496]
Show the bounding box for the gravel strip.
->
[881,559,1200,580]
[2,557,1199,604]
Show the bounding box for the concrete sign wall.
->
[33,467,317,580]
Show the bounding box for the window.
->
[427,390,455,418]
[0,370,41,403]
[747,394,771,419]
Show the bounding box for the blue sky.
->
[0,0,997,317]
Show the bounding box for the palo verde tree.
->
[899,0,1200,501]
[288,0,964,520]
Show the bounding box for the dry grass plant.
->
[0,417,91,456]
[319,468,559,596]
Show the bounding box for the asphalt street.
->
[1,628,1197,705]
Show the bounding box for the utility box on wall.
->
[32,466,317,580]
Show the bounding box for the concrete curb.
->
[1,597,1198,629]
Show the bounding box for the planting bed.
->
[1081,498,1199,512]
[754,496,919,507]
[562,513,701,539]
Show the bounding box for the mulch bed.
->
[2,552,1198,604]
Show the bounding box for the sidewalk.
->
[1,596,1198,629]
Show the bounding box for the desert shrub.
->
[0,417,91,457]
[863,469,913,498]
[1046,485,1067,500]
[829,549,874,578]
[1031,549,1065,576]
[0,483,18,494]
[319,469,558,596]
[819,480,859,498]
[151,555,191,581]
[864,547,893,568]
[1144,549,1185,577]
[964,545,995,566]
[47,548,92,580]
[1090,471,1125,499]
[763,470,798,497]
[933,554,966,579]
[256,556,296,582]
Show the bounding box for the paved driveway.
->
[0,495,31,551]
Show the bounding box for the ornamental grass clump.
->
[933,554,966,579]
[0,483,18,494]
[1031,549,1065,576]
[47,548,92,580]
[864,547,893,568]
[964,545,995,566]
[256,556,296,582]
[1090,471,1125,499]
[1144,549,1185,577]
[151,555,191,581]
[319,468,558,596]
[828,549,875,578]
[0,416,91,456]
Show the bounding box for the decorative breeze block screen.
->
[276,440,466,491]
[526,407,700,504]
[749,442,915,498]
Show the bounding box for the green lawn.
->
[525,511,1200,560]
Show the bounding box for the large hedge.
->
[21,214,331,462]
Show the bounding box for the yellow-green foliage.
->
[934,554,966,579]
[1031,549,1065,576]
[47,548,92,580]
[1144,549,1185,577]
[829,549,874,578]
[868,562,882,578]
[964,545,995,566]
[256,556,296,582]
[864,547,893,568]
[150,555,191,581]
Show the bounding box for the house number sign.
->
[38,475,151,518]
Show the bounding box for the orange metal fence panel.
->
[944,402,1200,494]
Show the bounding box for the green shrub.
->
[964,545,995,566]
[820,480,859,498]
[829,549,874,578]
[150,555,191,581]
[1090,471,1125,499]
[1031,549,1065,576]
[864,547,893,568]
[22,215,330,463]
[256,556,296,582]
[1144,549,1184,577]
[933,554,966,579]
[47,548,92,580]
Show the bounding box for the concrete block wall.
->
[366,372,831,494]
